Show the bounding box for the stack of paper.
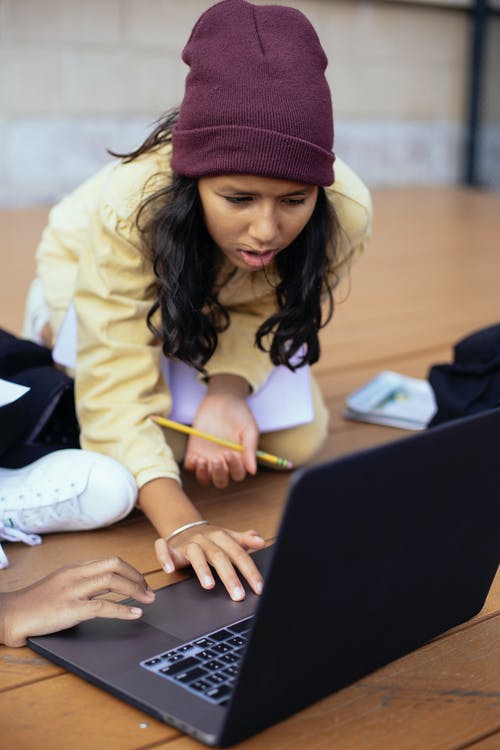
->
[344,371,437,430]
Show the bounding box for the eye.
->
[282,198,306,206]
[223,195,253,204]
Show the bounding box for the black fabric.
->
[0,328,80,467]
[428,323,500,427]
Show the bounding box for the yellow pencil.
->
[151,415,293,470]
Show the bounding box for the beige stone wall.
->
[0,0,495,204]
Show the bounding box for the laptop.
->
[28,408,500,747]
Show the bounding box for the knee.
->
[259,379,329,468]
[77,451,137,528]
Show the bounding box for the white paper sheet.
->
[0,378,30,407]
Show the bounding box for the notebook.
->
[344,371,437,430]
[52,301,314,432]
[28,408,500,747]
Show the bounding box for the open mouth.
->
[238,249,277,268]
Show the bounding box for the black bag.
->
[0,328,80,467]
[428,323,500,427]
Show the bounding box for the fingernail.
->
[203,575,215,588]
[145,589,155,599]
[163,562,174,574]
[130,607,142,616]
[254,580,263,594]
[232,586,245,600]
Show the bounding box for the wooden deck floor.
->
[0,186,499,749]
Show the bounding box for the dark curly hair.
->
[111,109,341,374]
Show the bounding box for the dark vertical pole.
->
[464,0,488,185]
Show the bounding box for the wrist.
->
[138,477,204,539]
[0,592,26,647]
[207,373,250,398]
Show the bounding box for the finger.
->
[209,457,230,489]
[223,451,246,482]
[183,450,198,473]
[205,531,263,598]
[229,529,266,550]
[216,532,264,595]
[182,542,216,590]
[154,537,176,574]
[71,557,155,600]
[85,598,144,621]
[240,424,258,475]
[74,572,155,605]
[85,556,151,591]
[194,457,212,487]
[195,535,246,601]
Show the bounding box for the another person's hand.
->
[184,374,259,488]
[0,557,155,647]
[155,523,265,601]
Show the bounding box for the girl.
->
[17,0,372,600]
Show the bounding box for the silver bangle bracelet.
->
[166,519,209,543]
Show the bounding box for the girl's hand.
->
[0,557,155,647]
[155,523,265,601]
[184,374,259,488]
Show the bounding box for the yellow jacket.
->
[36,147,372,488]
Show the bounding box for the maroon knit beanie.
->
[171,0,335,186]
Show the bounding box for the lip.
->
[237,248,278,269]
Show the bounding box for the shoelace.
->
[0,522,42,569]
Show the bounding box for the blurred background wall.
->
[0,0,499,206]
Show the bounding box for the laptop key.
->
[145,657,162,666]
[227,636,246,648]
[197,648,216,660]
[204,659,224,671]
[219,652,239,664]
[162,652,183,662]
[228,618,253,634]
[190,679,212,692]
[159,656,200,676]
[205,685,232,701]
[208,628,234,642]
[194,637,213,648]
[207,672,226,685]
[212,643,232,654]
[175,667,208,684]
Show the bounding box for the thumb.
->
[240,423,258,475]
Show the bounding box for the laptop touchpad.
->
[143,547,273,641]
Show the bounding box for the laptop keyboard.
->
[140,616,253,706]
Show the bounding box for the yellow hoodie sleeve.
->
[73,194,181,489]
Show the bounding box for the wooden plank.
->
[325,188,500,371]
[0,646,63,691]
[0,206,49,336]
[0,671,177,750]
[467,733,500,750]
[151,616,500,750]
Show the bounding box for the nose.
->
[248,207,280,247]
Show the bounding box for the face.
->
[197,174,318,271]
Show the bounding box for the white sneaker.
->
[0,449,137,535]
